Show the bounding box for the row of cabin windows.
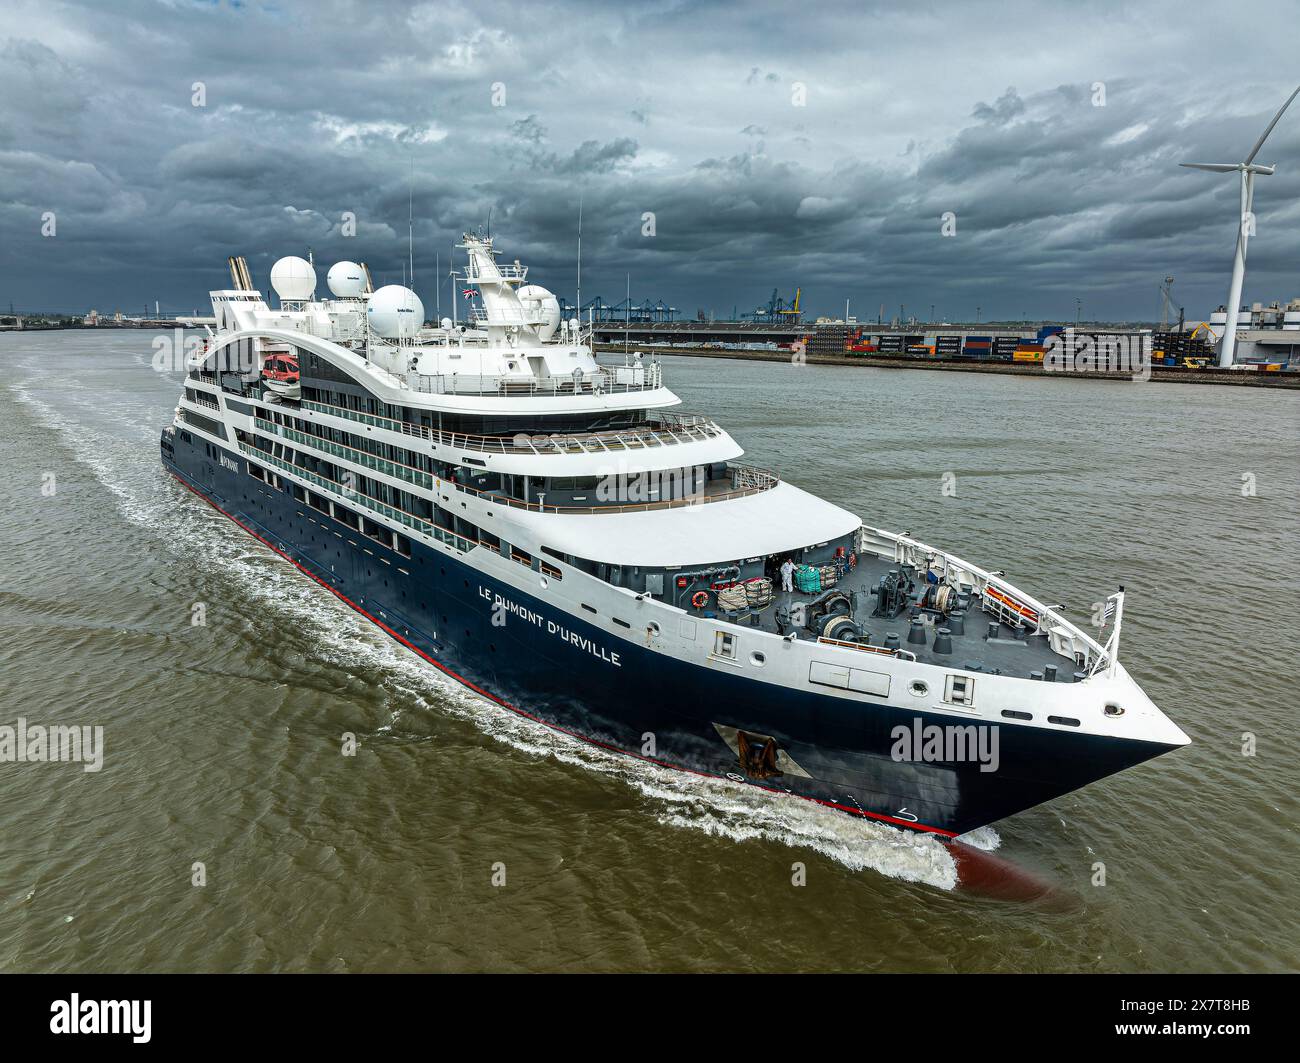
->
[243,453,413,558]
[240,429,563,579]
[241,434,547,569]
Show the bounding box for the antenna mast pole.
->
[408,157,415,295]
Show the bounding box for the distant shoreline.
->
[596,343,1300,389]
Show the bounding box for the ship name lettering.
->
[479,586,621,666]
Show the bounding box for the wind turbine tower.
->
[1181,85,1300,367]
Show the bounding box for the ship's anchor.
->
[736,730,783,780]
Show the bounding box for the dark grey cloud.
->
[1,0,1297,322]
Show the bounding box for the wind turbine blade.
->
[1180,162,1239,172]
[1244,85,1300,164]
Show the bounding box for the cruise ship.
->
[160,234,1190,840]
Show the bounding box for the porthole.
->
[909,680,929,697]
[539,576,549,589]
[750,651,766,666]
[1104,703,1125,718]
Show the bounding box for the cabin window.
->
[1002,710,1032,721]
[362,517,392,548]
[714,631,737,659]
[1048,715,1081,727]
[944,675,974,706]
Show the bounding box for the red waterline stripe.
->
[167,468,958,839]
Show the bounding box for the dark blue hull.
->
[162,429,1174,838]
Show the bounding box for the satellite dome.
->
[518,284,561,342]
[327,260,366,299]
[270,256,316,302]
[367,285,424,339]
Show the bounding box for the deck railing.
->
[857,524,1106,672]
[402,362,663,397]
[443,462,779,515]
[463,262,528,284]
[297,399,721,455]
[255,418,437,491]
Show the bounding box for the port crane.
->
[742,287,803,324]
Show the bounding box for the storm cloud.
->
[1,0,1297,322]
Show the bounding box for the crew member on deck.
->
[780,557,795,593]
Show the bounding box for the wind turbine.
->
[1181,85,1299,367]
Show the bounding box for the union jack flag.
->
[462,288,476,299]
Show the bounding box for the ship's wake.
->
[378,652,968,889]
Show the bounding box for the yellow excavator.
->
[1182,322,1219,368]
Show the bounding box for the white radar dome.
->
[270,256,317,302]
[327,260,366,298]
[518,284,561,343]
[367,285,425,339]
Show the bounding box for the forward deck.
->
[745,551,1082,681]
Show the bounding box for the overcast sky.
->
[2,0,1297,322]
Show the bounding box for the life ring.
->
[691,590,709,610]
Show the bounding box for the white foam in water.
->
[954,825,1002,852]
[8,356,964,890]
[323,624,961,889]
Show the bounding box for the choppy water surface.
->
[0,332,1296,972]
